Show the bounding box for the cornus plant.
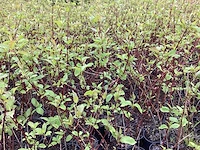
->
[0,0,199,150]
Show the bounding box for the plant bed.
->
[0,0,199,150]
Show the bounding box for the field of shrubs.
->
[0,0,199,150]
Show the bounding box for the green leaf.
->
[59,103,66,111]
[120,136,136,145]
[169,117,178,123]
[119,97,132,107]
[101,119,117,137]
[31,98,40,108]
[66,135,73,142]
[159,124,168,129]
[84,90,94,97]
[133,103,143,113]
[74,67,81,76]
[76,104,85,118]
[106,94,113,103]
[101,119,109,126]
[72,91,79,104]
[160,106,170,113]
[55,20,63,28]
[164,49,180,58]
[38,143,46,148]
[42,115,61,129]
[36,107,44,115]
[82,63,93,70]
[72,131,78,136]
[61,74,68,82]
[165,73,172,80]
[46,131,52,136]
[35,128,45,135]
[45,90,56,97]
[182,117,188,127]
[24,108,32,118]
[176,106,183,114]
[42,123,47,131]
[28,121,40,129]
[170,123,180,129]
[120,100,132,107]
[17,115,26,124]
[51,116,62,129]
[156,61,162,71]
[171,106,183,116]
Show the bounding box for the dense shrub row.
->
[0,0,199,149]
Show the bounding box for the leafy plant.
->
[0,0,199,149]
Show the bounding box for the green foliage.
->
[188,141,200,150]
[0,0,199,149]
[159,105,189,130]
